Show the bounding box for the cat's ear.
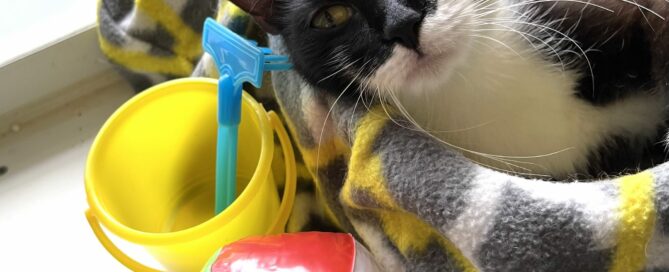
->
[229,0,280,34]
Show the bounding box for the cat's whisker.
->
[355,69,389,121]
[467,34,526,59]
[469,39,506,55]
[384,86,572,176]
[367,86,422,133]
[350,91,364,128]
[359,85,376,115]
[469,0,508,17]
[385,91,425,132]
[383,85,571,177]
[624,0,665,21]
[597,26,624,47]
[315,58,370,173]
[351,69,381,126]
[322,46,350,69]
[454,70,473,88]
[382,87,524,167]
[489,18,597,95]
[316,58,364,172]
[474,24,568,70]
[474,13,595,84]
[471,0,497,10]
[489,147,577,159]
[631,0,657,32]
[318,58,361,83]
[473,0,614,18]
[372,84,448,135]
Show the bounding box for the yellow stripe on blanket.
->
[343,107,395,208]
[98,37,194,76]
[343,107,477,272]
[136,0,202,60]
[610,171,656,272]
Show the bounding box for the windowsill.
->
[0,5,167,270]
[0,0,97,66]
[0,72,135,271]
[0,25,111,122]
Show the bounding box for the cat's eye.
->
[311,5,353,29]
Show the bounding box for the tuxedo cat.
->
[235,0,669,180]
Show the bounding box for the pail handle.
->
[85,111,297,272]
[85,209,161,272]
[265,111,297,234]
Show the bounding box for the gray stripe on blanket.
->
[98,4,128,46]
[99,0,178,59]
[179,0,217,33]
[405,242,467,272]
[476,184,612,272]
[374,121,475,230]
[101,0,134,21]
[646,268,669,272]
[348,188,386,210]
[317,157,358,233]
[347,209,464,272]
[652,164,669,235]
[346,211,407,270]
[332,96,370,144]
[268,64,318,147]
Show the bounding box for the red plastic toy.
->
[204,232,381,272]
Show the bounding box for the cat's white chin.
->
[365,0,475,97]
[366,34,471,99]
[367,46,455,96]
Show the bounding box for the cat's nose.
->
[383,4,422,50]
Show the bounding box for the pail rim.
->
[85,78,275,245]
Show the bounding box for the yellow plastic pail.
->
[84,78,296,271]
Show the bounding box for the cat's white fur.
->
[366,0,667,178]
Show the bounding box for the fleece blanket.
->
[98,1,669,270]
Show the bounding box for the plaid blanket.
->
[98,1,669,270]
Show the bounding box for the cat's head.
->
[232,0,481,97]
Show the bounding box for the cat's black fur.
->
[525,0,669,177]
[270,0,438,98]
[236,0,669,179]
[527,1,665,105]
